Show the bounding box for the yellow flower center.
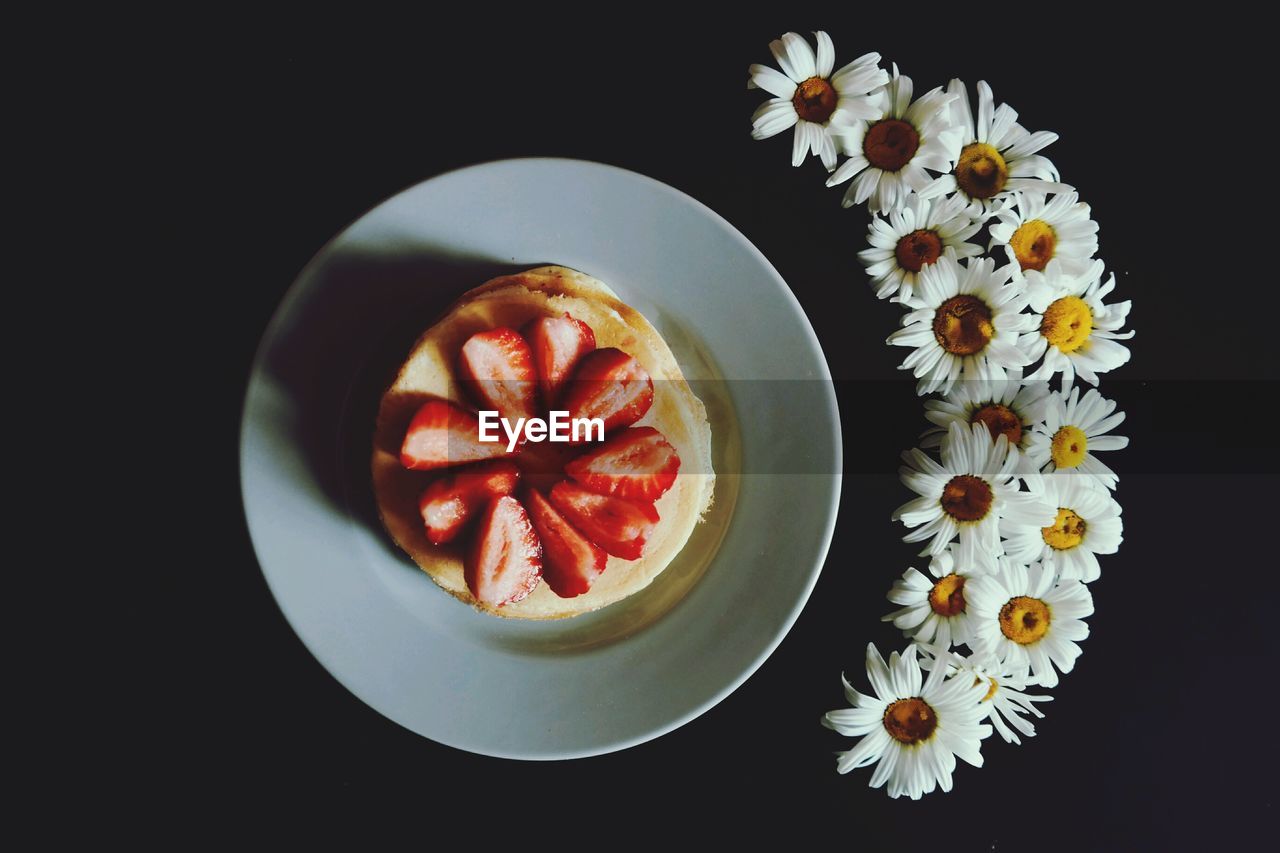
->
[863,119,920,172]
[792,76,837,123]
[1050,425,1088,469]
[999,596,1051,645]
[955,142,1009,200]
[1009,219,1057,271]
[895,229,943,273]
[976,676,999,703]
[940,474,994,522]
[1040,296,1093,353]
[972,403,1022,445]
[928,574,967,617]
[933,295,994,355]
[883,697,938,744]
[1042,507,1087,550]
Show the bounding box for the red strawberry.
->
[457,328,538,422]
[524,488,607,597]
[560,348,654,440]
[400,399,513,471]
[522,313,596,406]
[564,426,681,502]
[418,460,521,545]
[465,495,543,607]
[549,481,658,561]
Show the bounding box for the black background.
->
[143,13,1276,848]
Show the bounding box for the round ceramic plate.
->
[240,158,841,759]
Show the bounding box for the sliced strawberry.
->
[400,399,513,471]
[560,348,654,440]
[457,327,538,422]
[514,438,576,493]
[522,313,596,407]
[465,495,543,607]
[418,460,521,545]
[524,488,607,597]
[564,426,681,501]
[549,481,658,561]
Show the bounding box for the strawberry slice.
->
[525,488,607,597]
[564,426,681,502]
[418,460,521,545]
[457,328,538,422]
[400,399,513,471]
[465,495,543,607]
[560,348,654,439]
[522,313,596,407]
[549,481,658,560]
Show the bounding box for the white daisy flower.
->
[967,560,1093,687]
[921,372,1050,458]
[1020,259,1134,387]
[989,190,1099,278]
[857,194,983,304]
[882,544,980,650]
[893,421,1055,574]
[887,255,1035,395]
[823,644,991,799]
[826,66,962,214]
[1025,386,1128,490]
[922,649,1053,746]
[1002,474,1123,583]
[748,33,888,171]
[919,79,1074,215]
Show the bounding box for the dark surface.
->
[162,15,1274,848]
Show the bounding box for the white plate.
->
[240,159,841,759]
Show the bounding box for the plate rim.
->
[238,157,843,759]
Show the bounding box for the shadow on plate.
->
[260,243,532,530]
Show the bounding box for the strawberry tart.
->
[371,265,716,619]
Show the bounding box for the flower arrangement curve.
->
[749,31,1133,800]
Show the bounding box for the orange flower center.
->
[792,76,837,123]
[1050,425,1088,469]
[933,295,994,355]
[928,573,967,616]
[940,474,994,522]
[863,119,920,172]
[1040,296,1093,353]
[999,596,1051,644]
[972,403,1022,445]
[895,229,944,273]
[1042,507,1087,550]
[955,142,1009,200]
[1009,219,1057,271]
[883,697,938,744]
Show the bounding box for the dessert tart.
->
[372,265,715,619]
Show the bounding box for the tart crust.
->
[372,266,715,619]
